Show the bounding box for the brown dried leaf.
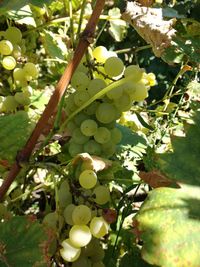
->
[72,153,112,172]
[122,2,176,57]
[139,170,179,188]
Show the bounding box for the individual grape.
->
[71,72,90,90]
[74,113,89,126]
[0,40,13,55]
[2,96,18,111]
[72,204,92,225]
[12,44,22,58]
[72,256,92,267]
[68,141,83,157]
[104,57,124,77]
[80,119,98,136]
[92,262,105,267]
[131,82,148,101]
[4,27,22,44]
[22,85,33,96]
[69,225,92,247]
[14,92,31,105]
[79,170,97,189]
[106,85,123,100]
[84,101,100,115]
[124,65,144,82]
[23,62,38,79]
[88,78,106,97]
[90,216,109,238]
[92,46,108,63]
[43,212,64,230]
[84,140,101,156]
[13,68,25,81]
[110,128,122,144]
[84,238,105,262]
[60,239,81,262]
[58,180,72,209]
[96,103,117,124]
[93,185,110,205]
[94,127,111,144]
[114,93,132,112]
[64,204,76,225]
[74,90,90,107]
[72,128,90,145]
[101,141,116,157]
[65,94,77,114]
[2,56,16,70]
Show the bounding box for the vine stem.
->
[0,0,106,201]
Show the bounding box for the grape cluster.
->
[0,27,38,112]
[65,46,156,158]
[43,164,110,266]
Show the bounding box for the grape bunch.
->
[43,164,110,266]
[65,45,156,158]
[0,26,38,112]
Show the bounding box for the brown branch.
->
[0,0,105,201]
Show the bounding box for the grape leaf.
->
[108,8,127,42]
[0,216,52,267]
[158,110,200,186]
[0,0,53,12]
[134,184,200,267]
[0,111,33,163]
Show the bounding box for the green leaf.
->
[108,8,127,42]
[158,110,200,186]
[0,111,33,163]
[135,185,200,267]
[0,216,51,267]
[42,30,65,60]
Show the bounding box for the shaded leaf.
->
[0,216,52,267]
[0,111,33,163]
[134,185,200,267]
[158,110,200,186]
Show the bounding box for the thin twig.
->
[0,0,105,201]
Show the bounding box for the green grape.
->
[66,120,77,135]
[12,44,22,58]
[84,101,100,115]
[84,238,104,261]
[90,216,109,238]
[81,160,94,171]
[84,140,101,156]
[74,113,89,126]
[23,62,38,79]
[74,90,90,107]
[71,71,90,90]
[93,185,110,205]
[69,225,92,247]
[0,40,13,55]
[60,239,81,262]
[124,65,144,82]
[65,94,77,114]
[114,93,132,112]
[58,180,72,209]
[72,256,92,267]
[14,92,31,105]
[130,82,148,101]
[79,170,97,189]
[104,57,124,77]
[110,128,122,144]
[101,141,116,157]
[4,27,22,44]
[2,96,18,112]
[64,204,76,225]
[68,141,83,157]
[43,212,64,230]
[92,46,108,63]
[88,78,106,97]
[13,68,25,81]
[2,56,16,70]
[96,103,117,124]
[94,127,111,144]
[92,262,105,267]
[72,204,92,225]
[72,128,90,145]
[80,119,98,136]
[106,85,123,100]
